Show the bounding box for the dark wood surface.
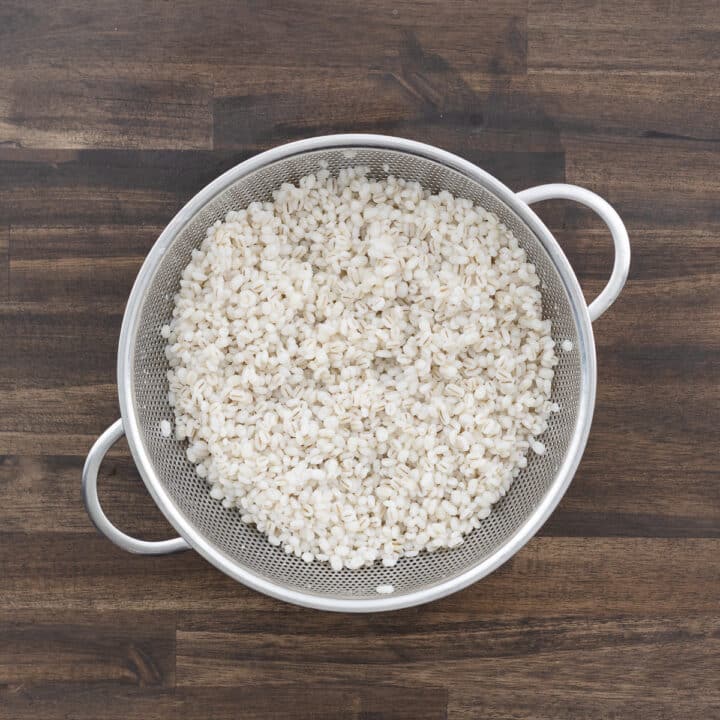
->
[1,1,719,718]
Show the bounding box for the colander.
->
[82,134,630,612]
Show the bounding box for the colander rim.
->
[117,134,597,612]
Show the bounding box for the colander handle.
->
[516,183,630,322]
[82,419,191,555]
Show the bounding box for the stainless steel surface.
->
[82,419,190,555]
[84,134,630,611]
[516,183,630,322]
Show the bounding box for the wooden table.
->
[2,2,718,718]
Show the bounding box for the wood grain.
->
[174,614,720,719]
[0,0,526,72]
[1,535,716,614]
[564,136,720,230]
[1,1,719,718]
[0,610,175,686]
[528,0,720,71]
[0,228,8,300]
[0,65,213,150]
[0,455,177,537]
[0,684,450,720]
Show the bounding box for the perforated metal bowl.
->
[83,134,630,612]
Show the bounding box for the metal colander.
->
[83,135,629,612]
